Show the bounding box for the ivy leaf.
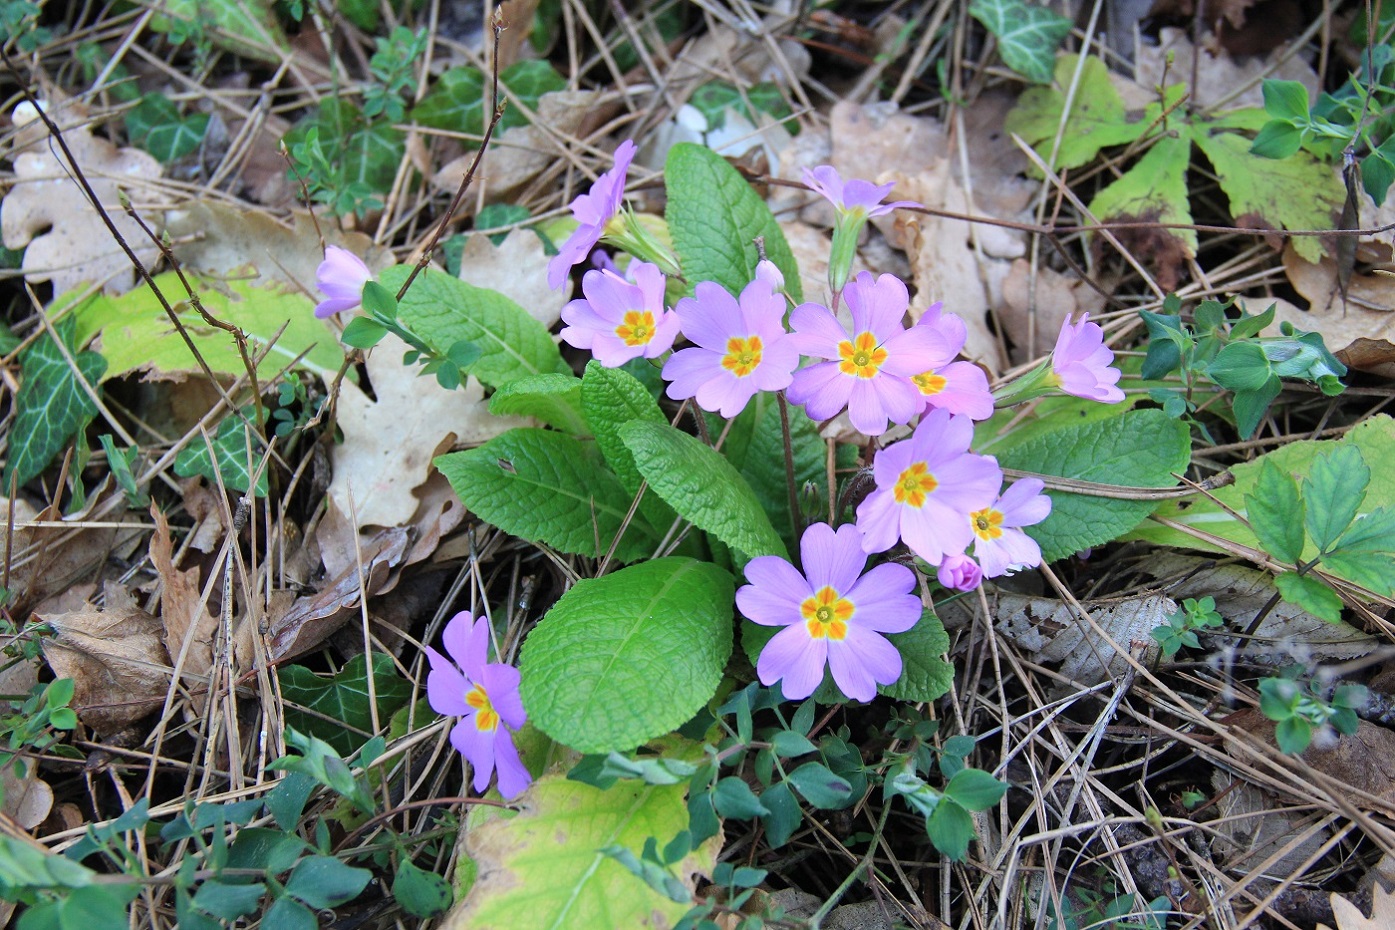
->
[410,61,565,139]
[278,653,414,756]
[664,142,802,302]
[5,316,106,489]
[1192,128,1343,264]
[969,0,1072,84]
[125,93,209,162]
[435,428,658,562]
[519,558,733,753]
[380,265,568,388]
[995,409,1191,562]
[1004,55,1151,170]
[173,412,269,497]
[488,373,588,434]
[620,420,788,560]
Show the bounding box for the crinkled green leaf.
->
[880,611,954,702]
[5,316,106,489]
[1193,128,1343,264]
[173,412,269,497]
[1004,55,1150,170]
[664,142,802,302]
[278,653,413,756]
[1246,460,1305,563]
[381,265,568,388]
[581,362,665,495]
[519,558,733,753]
[453,772,717,928]
[71,273,345,382]
[1088,134,1196,258]
[996,409,1191,563]
[488,373,588,434]
[435,428,658,562]
[620,420,787,560]
[969,0,1072,84]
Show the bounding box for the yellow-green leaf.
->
[1088,133,1197,258]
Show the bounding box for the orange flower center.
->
[466,684,500,732]
[722,335,763,377]
[970,507,1004,542]
[800,586,854,640]
[912,371,948,396]
[615,310,655,347]
[837,331,888,379]
[892,462,938,508]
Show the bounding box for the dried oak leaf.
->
[1321,886,1395,930]
[39,607,172,734]
[150,505,217,695]
[2,101,166,295]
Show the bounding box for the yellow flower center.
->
[837,331,888,379]
[912,371,948,396]
[722,335,763,377]
[466,684,500,732]
[615,310,655,347]
[800,586,854,640]
[892,462,938,508]
[970,507,1004,542]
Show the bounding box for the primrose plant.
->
[309,140,1142,898]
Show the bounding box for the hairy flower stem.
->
[777,391,804,547]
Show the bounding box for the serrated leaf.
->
[1274,572,1343,623]
[435,428,658,562]
[278,653,413,756]
[1323,508,1395,596]
[125,93,209,162]
[969,0,1072,84]
[1247,460,1305,563]
[880,610,954,702]
[1088,134,1196,258]
[5,316,106,489]
[1304,445,1369,553]
[1192,128,1343,264]
[173,413,269,497]
[71,272,345,382]
[380,265,568,388]
[452,773,717,928]
[519,558,732,753]
[664,142,802,302]
[620,420,787,560]
[1004,55,1150,170]
[995,409,1190,562]
[581,362,664,494]
[488,373,588,434]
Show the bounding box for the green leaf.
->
[278,653,413,756]
[488,373,588,434]
[1004,55,1151,170]
[1208,341,1273,391]
[943,768,1009,810]
[968,0,1072,84]
[411,61,566,139]
[1246,460,1305,563]
[995,409,1191,562]
[1250,120,1304,159]
[1261,79,1311,122]
[1192,128,1343,264]
[926,799,976,860]
[173,412,269,497]
[1088,134,1196,261]
[770,730,817,758]
[260,897,316,930]
[4,316,106,489]
[1274,716,1312,754]
[264,772,315,831]
[435,428,658,562]
[786,762,853,810]
[1231,378,1283,439]
[284,856,372,909]
[664,142,802,302]
[225,828,307,874]
[340,316,388,350]
[453,772,717,928]
[758,781,801,849]
[125,93,209,162]
[620,420,787,560]
[581,362,665,496]
[1323,507,1395,596]
[1304,445,1370,553]
[193,880,265,920]
[1362,152,1395,207]
[1274,572,1343,623]
[519,558,733,753]
[380,265,568,388]
[712,777,769,819]
[880,611,954,702]
[393,860,453,918]
[150,0,289,62]
[71,272,345,382]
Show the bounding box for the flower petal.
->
[800,522,867,593]
[493,729,532,800]
[450,716,496,793]
[483,663,527,730]
[757,624,828,700]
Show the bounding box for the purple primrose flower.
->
[314,246,373,319]
[968,478,1052,578]
[560,260,680,366]
[547,139,637,290]
[1051,312,1124,403]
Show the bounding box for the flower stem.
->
[776,391,804,546]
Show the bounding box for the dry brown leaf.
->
[150,505,217,690]
[496,0,540,69]
[0,659,51,830]
[39,607,172,734]
[1208,771,1331,874]
[2,100,166,295]
[458,228,569,329]
[7,484,141,615]
[1134,27,1320,110]
[1230,710,1395,804]
[999,259,1107,362]
[1321,885,1395,930]
[329,333,526,529]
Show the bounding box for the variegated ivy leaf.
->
[969,0,1072,84]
